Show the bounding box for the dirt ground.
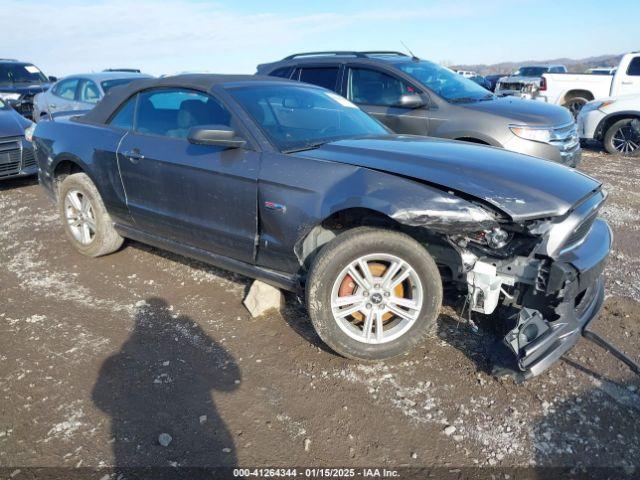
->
[1,148,639,478]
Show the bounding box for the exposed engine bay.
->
[419,188,611,378]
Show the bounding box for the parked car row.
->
[31,73,612,379]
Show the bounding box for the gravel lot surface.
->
[1,148,639,477]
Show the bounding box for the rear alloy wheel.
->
[306,227,442,360]
[604,119,640,156]
[64,189,97,246]
[564,96,589,118]
[58,172,124,257]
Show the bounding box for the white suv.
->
[577,94,640,156]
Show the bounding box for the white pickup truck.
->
[530,52,640,116]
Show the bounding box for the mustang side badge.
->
[264,201,286,213]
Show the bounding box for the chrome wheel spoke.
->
[68,191,82,211]
[68,217,82,228]
[334,303,365,319]
[363,309,375,341]
[347,264,371,291]
[85,218,97,233]
[375,311,384,342]
[81,223,91,244]
[388,295,420,311]
[357,259,375,288]
[81,196,91,215]
[381,260,402,288]
[332,295,363,308]
[386,303,418,321]
[389,267,411,289]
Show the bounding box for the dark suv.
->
[0,59,55,119]
[257,51,581,167]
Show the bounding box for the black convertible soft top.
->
[79,74,289,125]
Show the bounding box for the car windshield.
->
[228,84,389,152]
[0,64,48,85]
[394,60,493,103]
[514,67,548,77]
[101,78,139,93]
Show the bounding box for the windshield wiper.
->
[283,140,331,154]
[450,96,480,104]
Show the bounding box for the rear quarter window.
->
[298,67,340,92]
[268,67,293,79]
[108,94,137,129]
[627,57,640,76]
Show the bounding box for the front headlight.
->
[455,227,513,250]
[581,100,615,114]
[24,122,36,143]
[0,92,21,101]
[509,125,553,143]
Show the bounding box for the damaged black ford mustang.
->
[32,75,611,379]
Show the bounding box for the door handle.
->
[122,149,145,163]
[49,104,56,108]
[621,81,632,85]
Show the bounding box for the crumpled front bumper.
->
[506,219,611,379]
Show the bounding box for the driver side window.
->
[347,68,416,107]
[135,89,233,139]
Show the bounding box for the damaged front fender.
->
[391,196,499,232]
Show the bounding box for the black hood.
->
[0,83,50,96]
[460,96,573,127]
[0,109,29,137]
[299,136,601,221]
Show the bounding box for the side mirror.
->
[48,76,58,83]
[397,93,427,109]
[188,125,246,149]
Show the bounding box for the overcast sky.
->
[2,0,638,77]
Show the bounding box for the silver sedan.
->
[33,71,151,121]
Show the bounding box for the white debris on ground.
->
[243,280,283,317]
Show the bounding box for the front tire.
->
[58,172,124,257]
[604,118,640,156]
[306,227,442,361]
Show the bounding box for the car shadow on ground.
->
[127,240,336,355]
[91,297,240,472]
[0,175,38,191]
[124,241,516,366]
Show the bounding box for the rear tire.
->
[604,118,640,156]
[57,172,124,257]
[306,227,442,361]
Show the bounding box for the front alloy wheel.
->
[306,227,442,361]
[604,118,640,157]
[330,254,423,344]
